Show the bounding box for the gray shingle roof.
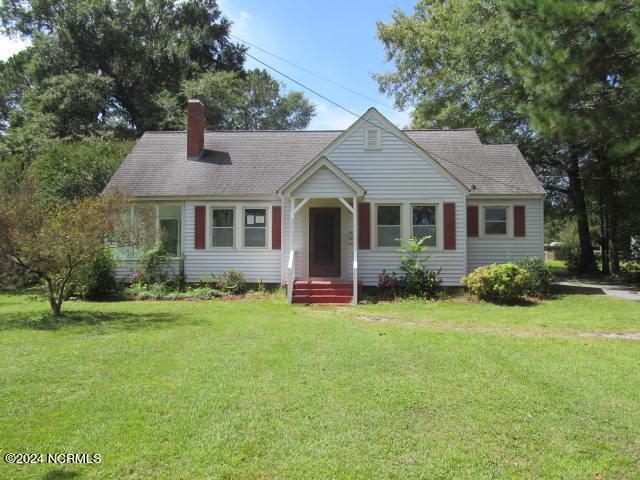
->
[104,129,544,197]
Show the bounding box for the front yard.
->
[1,292,639,479]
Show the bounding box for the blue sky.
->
[219,0,415,129]
[0,0,416,130]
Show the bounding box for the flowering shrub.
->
[462,263,531,303]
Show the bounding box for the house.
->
[104,100,545,304]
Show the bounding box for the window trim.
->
[371,200,445,251]
[480,205,512,238]
[209,206,236,249]
[241,206,269,249]
[411,203,439,249]
[205,203,273,251]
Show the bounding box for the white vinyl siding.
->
[467,198,544,272]
[321,113,467,286]
[292,166,355,198]
[184,201,281,283]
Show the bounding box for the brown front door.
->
[309,208,340,277]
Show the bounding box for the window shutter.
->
[467,205,479,237]
[272,206,282,249]
[443,203,456,250]
[358,203,371,249]
[195,205,206,249]
[514,205,526,237]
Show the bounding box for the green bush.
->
[556,221,582,274]
[462,263,531,303]
[136,241,172,285]
[66,249,119,298]
[217,269,247,294]
[517,257,553,296]
[127,283,222,300]
[398,236,441,298]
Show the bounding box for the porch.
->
[279,158,366,304]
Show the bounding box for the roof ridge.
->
[404,128,477,132]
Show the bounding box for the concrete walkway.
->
[555,278,640,301]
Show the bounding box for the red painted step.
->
[293,288,353,296]
[292,295,353,304]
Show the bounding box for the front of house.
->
[105,100,545,303]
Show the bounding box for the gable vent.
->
[364,127,382,150]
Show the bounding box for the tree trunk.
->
[46,280,63,316]
[567,160,597,273]
[599,186,609,274]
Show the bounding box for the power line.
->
[242,50,539,194]
[231,34,398,111]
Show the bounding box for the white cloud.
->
[308,102,360,130]
[0,35,30,61]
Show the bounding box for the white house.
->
[104,100,545,304]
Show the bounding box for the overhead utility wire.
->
[231,34,397,111]
[242,50,537,194]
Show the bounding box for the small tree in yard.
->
[397,236,441,298]
[0,182,151,315]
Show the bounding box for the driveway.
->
[555,278,640,301]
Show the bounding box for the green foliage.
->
[217,269,247,295]
[556,221,582,274]
[377,236,441,298]
[66,248,118,299]
[517,257,553,296]
[136,242,173,285]
[462,263,531,303]
[29,138,133,202]
[127,282,222,301]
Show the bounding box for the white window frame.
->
[411,203,439,248]
[241,206,270,249]
[372,200,445,251]
[209,206,236,249]
[364,126,382,150]
[374,203,403,250]
[205,203,273,251]
[480,205,512,237]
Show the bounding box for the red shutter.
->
[195,205,206,249]
[467,205,479,237]
[272,206,282,249]
[443,203,456,250]
[358,203,371,249]
[514,205,526,237]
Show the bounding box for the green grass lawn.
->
[545,259,568,276]
[1,292,639,479]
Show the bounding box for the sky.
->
[0,0,416,130]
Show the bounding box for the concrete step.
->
[292,295,353,304]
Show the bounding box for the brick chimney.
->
[187,99,205,159]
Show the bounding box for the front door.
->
[309,208,340,277]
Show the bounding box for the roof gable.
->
[279,157,365,197]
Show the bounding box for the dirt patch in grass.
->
[580,332,640,340]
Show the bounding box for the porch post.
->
[288,197,295,303]
[352,196,358,304]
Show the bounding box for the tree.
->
[0,0,245,134]
[375,0,640,273]
[0,182,151,315]
[505,0,640,273]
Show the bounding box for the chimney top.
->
[187,99,205,159]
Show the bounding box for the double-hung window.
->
[412,205,437,247]
[376,205,401,247]
[244,208,267,247]
[211,208,234,247]
[484,207,507,235]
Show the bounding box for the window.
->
[364,127,381,150]
[412,205,437,247]
[159,205,182,256]
[377,205,401,247]
[484,207,507,235]
[244,208,267,247]
[211,208,234,247]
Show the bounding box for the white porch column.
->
[352,196,358,304]
[287,197,295,303]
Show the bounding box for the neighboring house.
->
[104,100,544,304]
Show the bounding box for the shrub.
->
[462,263,530,303]
[398,236,441,298]
[66,248,119,298]
[378,269,400,292]
[137,241,172,284]
[127,282,222,300]
[556,221,582,274]
[217,269,246,294]
[517,257,553,296]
